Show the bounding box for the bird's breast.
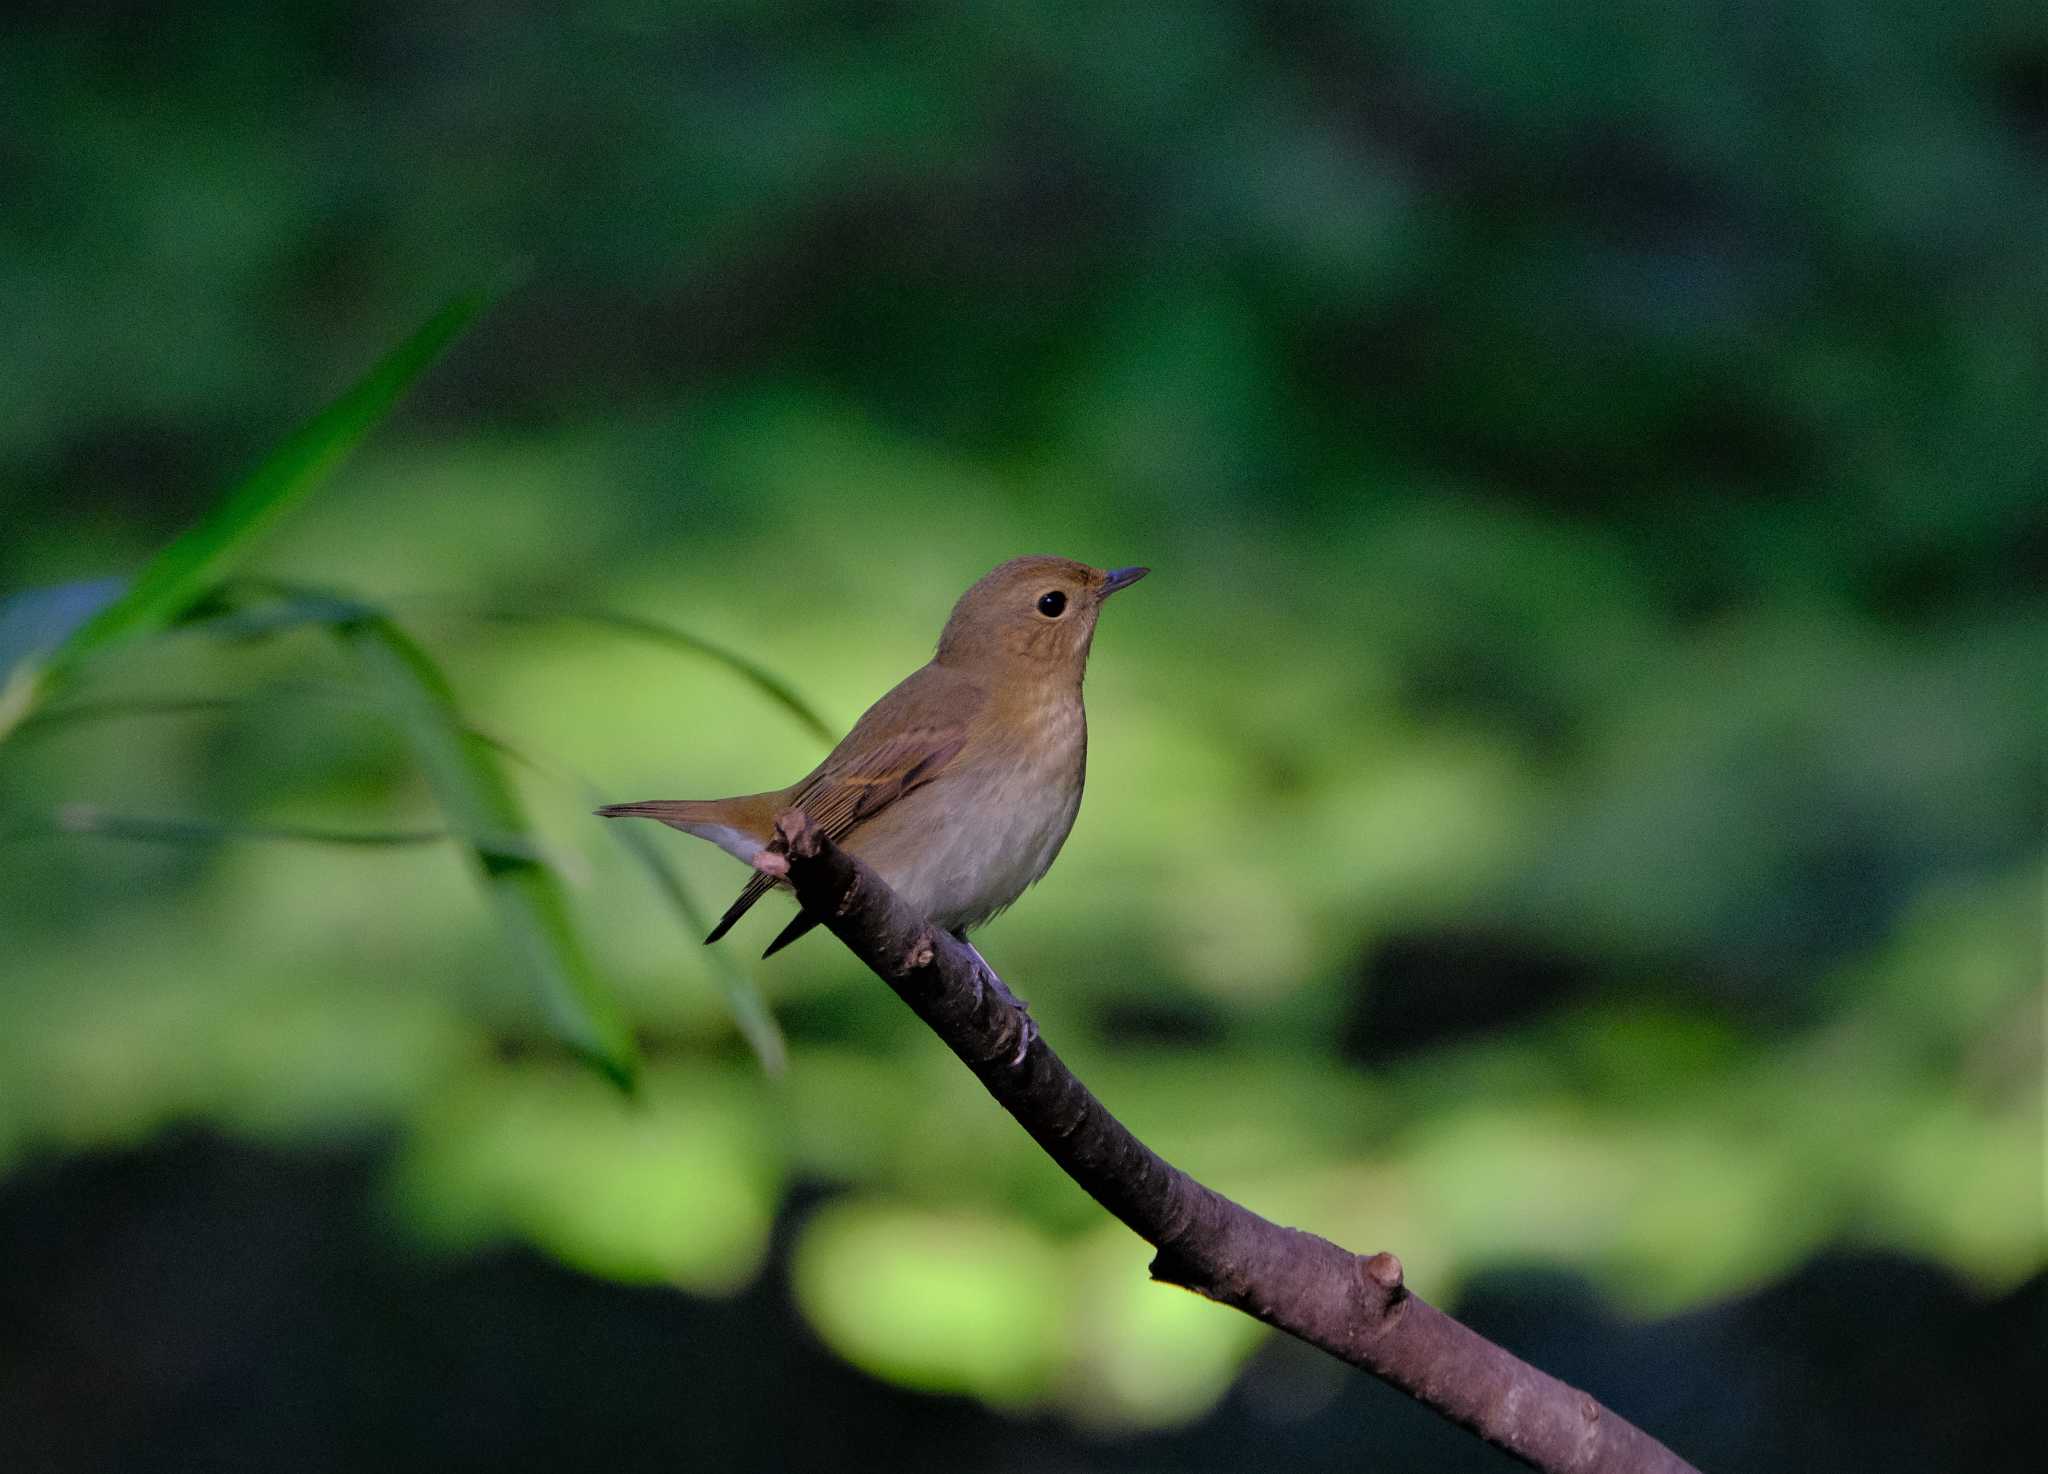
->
[851,694,1087,932]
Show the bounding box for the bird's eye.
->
[1036,590,1068,618]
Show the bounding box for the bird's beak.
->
[1099,566,1149,597]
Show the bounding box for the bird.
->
[597,555,1147,962]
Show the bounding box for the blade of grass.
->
[44,290,491,674]
[3,805,501,852]
[17,675,372,738]
[338,611,639,1092]
[472,606,836,746]
[463,721,787,1074]
[18,662,785,1074]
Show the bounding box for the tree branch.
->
[760,810,1702,1474]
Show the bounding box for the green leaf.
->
[340,612,640,1093]
[45,291,490,674]
[458,720,788,1075]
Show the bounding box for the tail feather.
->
[597,792,790,945]
[594,800,723,823]
[596,793,783,865]
[704,872,775,945]
[760,911,821,958]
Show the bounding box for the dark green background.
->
[2,2,2042,1469]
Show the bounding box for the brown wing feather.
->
[788,726,970,838]
[704,664,982,949]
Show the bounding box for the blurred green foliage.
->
[1,0,2041,1432]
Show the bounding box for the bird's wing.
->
[789,663,983,839]
[789,724,971,838]
[707,664,981,950]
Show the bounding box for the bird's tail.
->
[594,799,728,824]
[596,794,793,945]
[594,794,783,865]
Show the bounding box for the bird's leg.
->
[952,928,1035,1065]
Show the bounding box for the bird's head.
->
[934,556,1148,681]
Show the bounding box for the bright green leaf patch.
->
[482,605,837,747]
[793,1198,1068,1406]
[391,1063,780,1292]
[1063,1224,1268,1430]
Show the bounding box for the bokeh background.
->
[2,2,2043,1470]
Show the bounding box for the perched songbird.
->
[598,556,1148,959]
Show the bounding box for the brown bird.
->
[597,556,1148,960]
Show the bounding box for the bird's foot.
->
[957,934,1035,1067]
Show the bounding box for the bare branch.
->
[761,809,1702,1474]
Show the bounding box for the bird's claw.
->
[1007,1007,1037,1068]
[959,936,1034,1067]
[970,960,1035,1065]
